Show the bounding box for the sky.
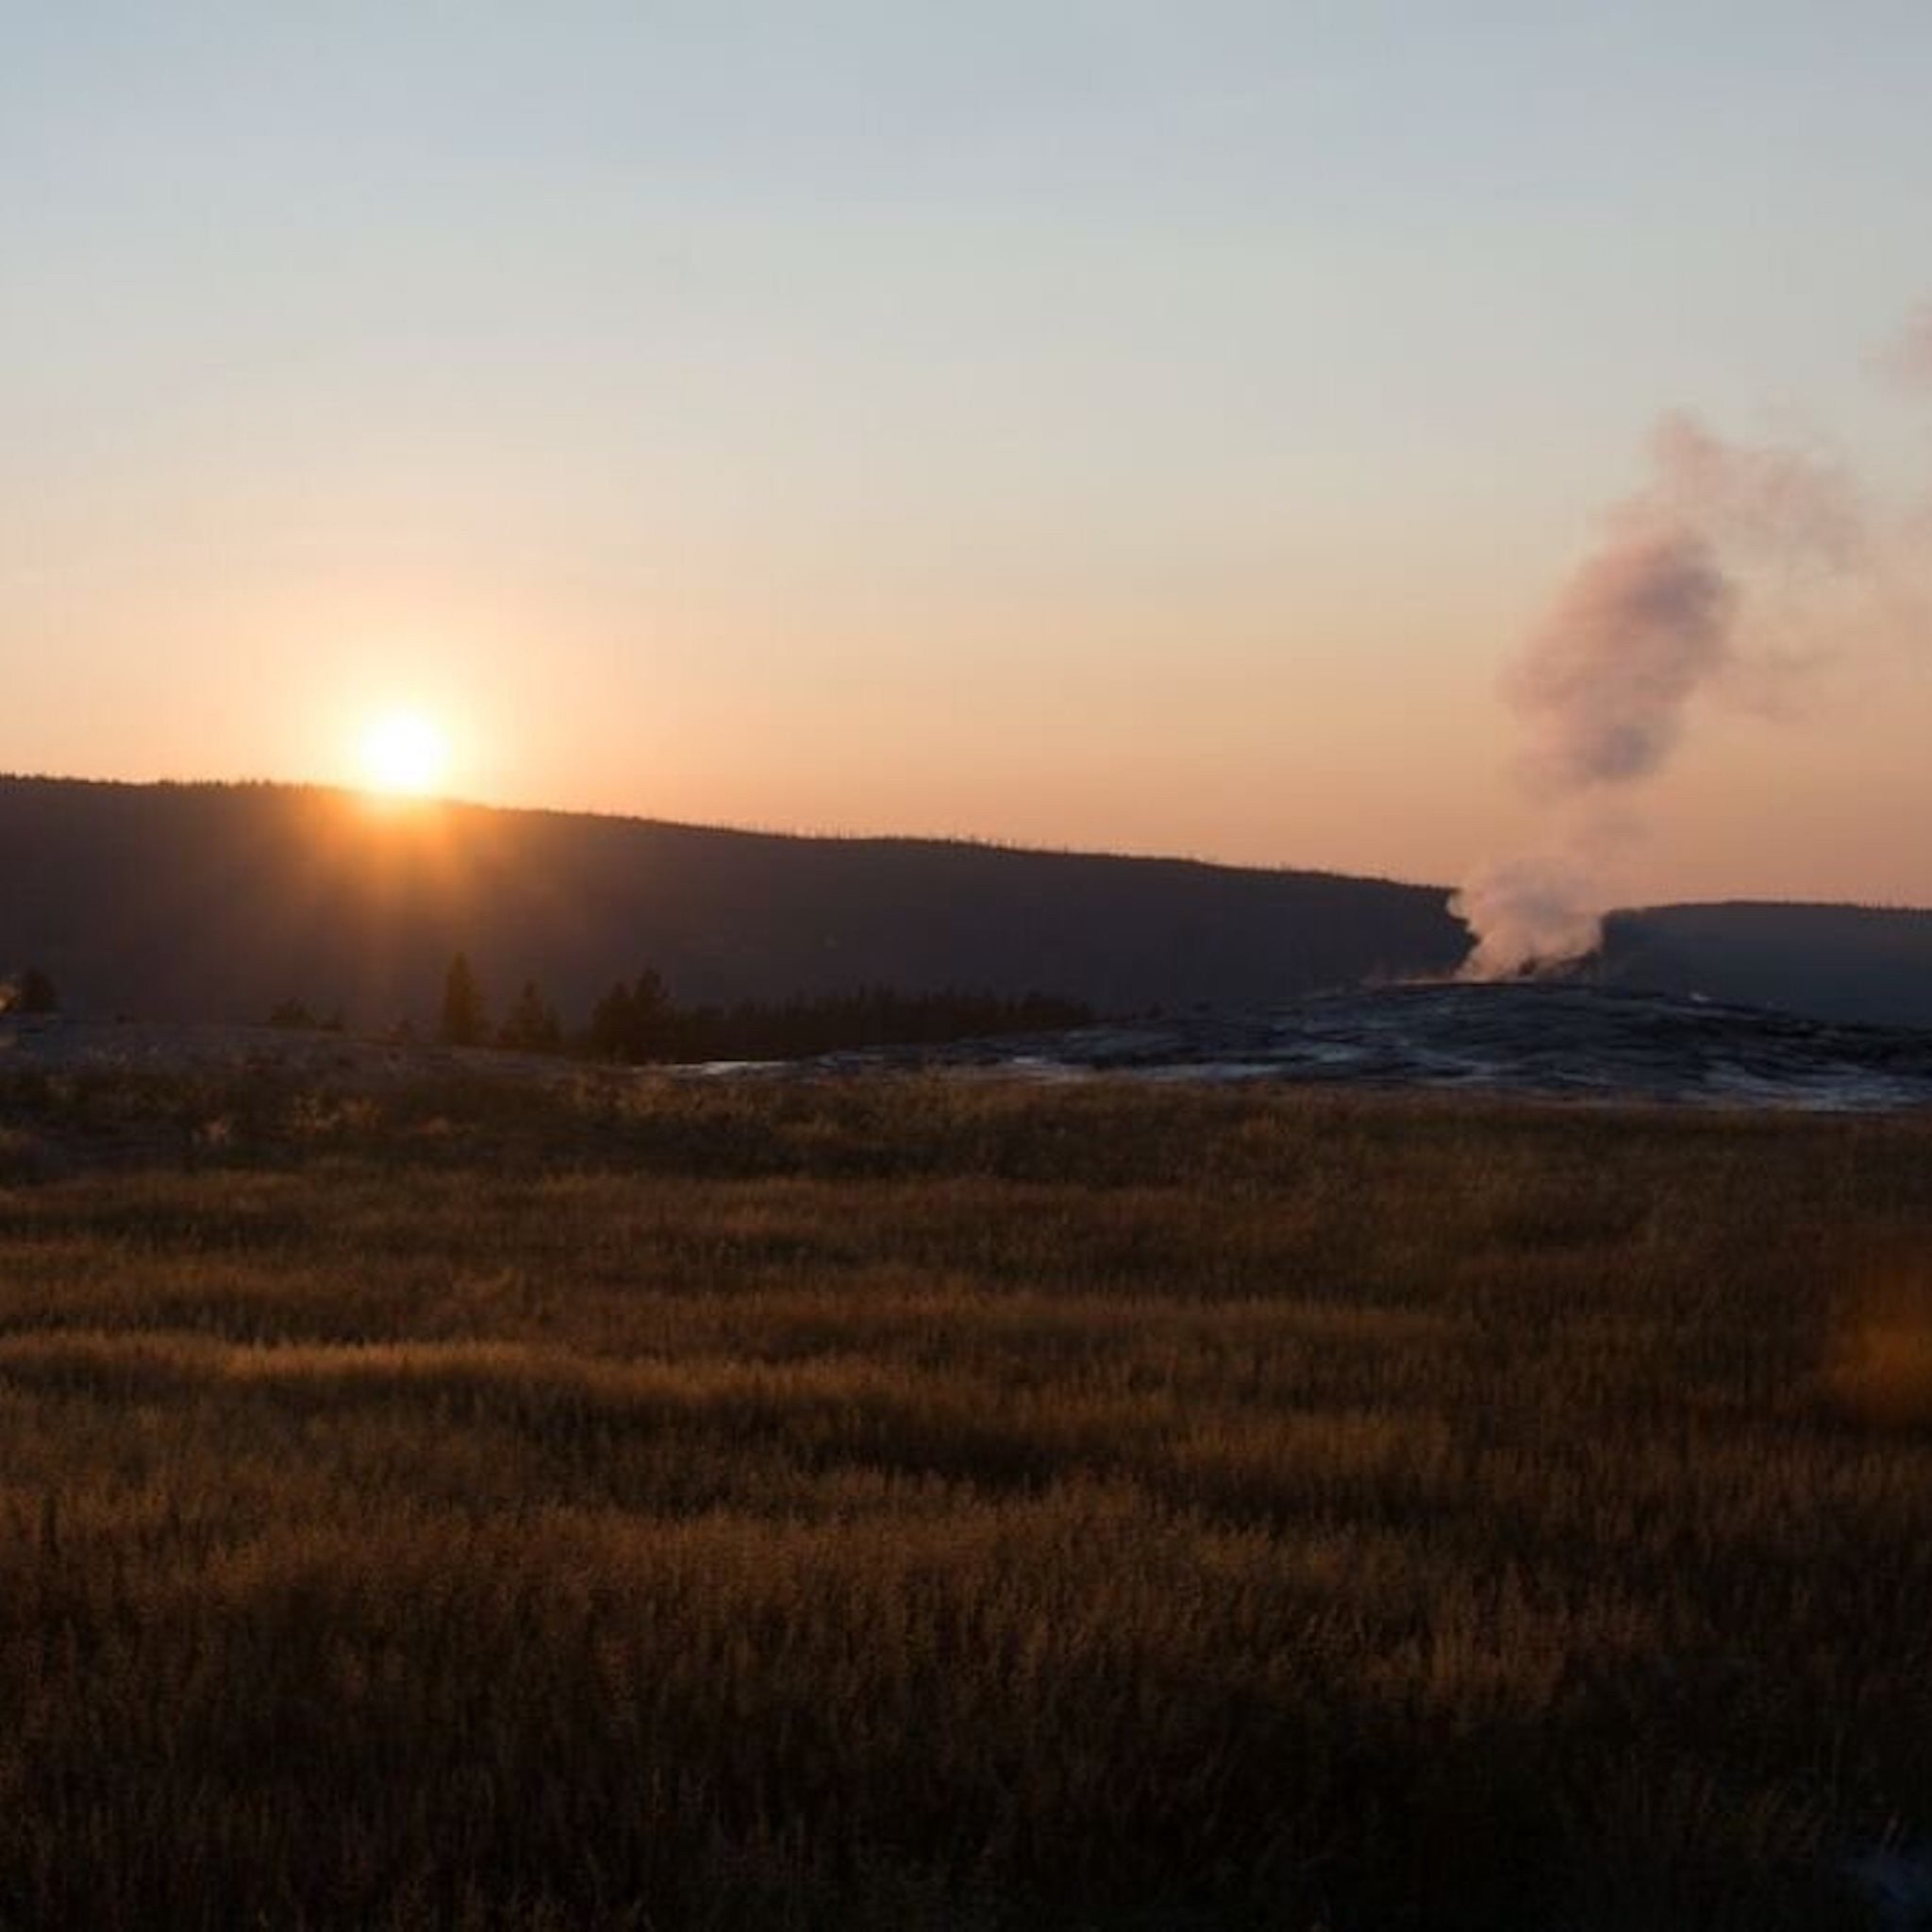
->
[5,3,1931,906]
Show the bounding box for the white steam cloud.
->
[1874,302,1932,392]
[1455,407,1870,978]
[1507,523,1733,793]
[1454,857,1610,983]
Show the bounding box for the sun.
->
[358,708,449,797]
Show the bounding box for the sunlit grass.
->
[0,1071,1927,1926]
[1827,1262,1932,1431]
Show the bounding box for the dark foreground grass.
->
[2,1067,1930,1929]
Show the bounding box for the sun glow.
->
[358,709,449,797]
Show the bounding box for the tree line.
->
[578,970,1093,1063]
[267,956,1094,1062]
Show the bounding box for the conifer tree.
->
[439,953,488,1047]
[499,978,561,1052]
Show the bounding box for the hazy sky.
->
[6,4,1931,903]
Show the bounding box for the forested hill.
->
[1601,903,1932,1028]
[0,777,1467,1028]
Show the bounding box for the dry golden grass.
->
[0,1068,1928,1927]
[1827,1262,1932,1432]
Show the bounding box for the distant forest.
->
[6,777,1930,1033]
[268,958,1095,1063]
[1600,903,1932,1028]
[0,777,1465,1028]
[576,974,1093,1062]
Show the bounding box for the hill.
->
[0,776,1465,1028]
[1601,902,1932,1028]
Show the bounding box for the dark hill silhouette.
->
[1600,902,1932,1028]
[0,777,1466,1028]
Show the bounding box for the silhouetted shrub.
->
[3,967,58,1016]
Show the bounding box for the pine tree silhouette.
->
[439,954,488,1047]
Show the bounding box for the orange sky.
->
[7,8,1931,907]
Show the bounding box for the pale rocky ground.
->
[6,980,1932,1111]
[852,981,1932,1111]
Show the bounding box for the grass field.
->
[1,1065,1929,1929]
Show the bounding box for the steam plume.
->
[1507,524,1733,793]
[1452,858,1610,983]
[1457,412,1863,977]
[1874,302,1932,391]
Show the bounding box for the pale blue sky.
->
[5,4,1930,899]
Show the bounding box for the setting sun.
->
[358,709,449,797]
